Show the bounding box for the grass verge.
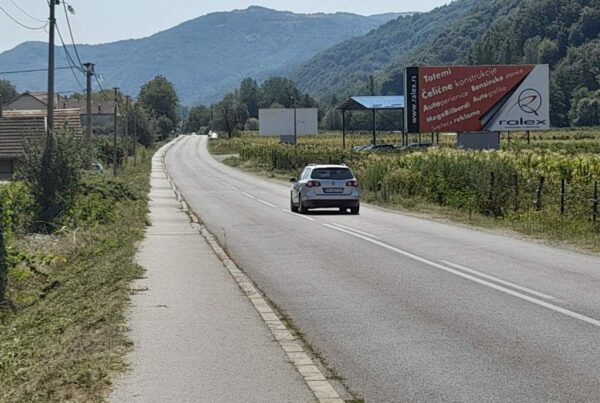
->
[0,159,150,402]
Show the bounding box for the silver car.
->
[290,164,360,214]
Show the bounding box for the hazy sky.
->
[0,0,450,53]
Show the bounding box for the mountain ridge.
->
[0,6,397,104]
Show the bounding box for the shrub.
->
[16,131,83,232]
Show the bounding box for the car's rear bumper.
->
[302,198,359,208]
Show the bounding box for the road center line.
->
[241,192,256,199]
[328,223,381,239]
[231,186,239,191]
[323,224,600,329]
[442,260,560,301]
[257,199,277,208]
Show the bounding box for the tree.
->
[139,75,180,124]
[156,116,175,139]
[0,79,17,105]
[260,77,298,108]
[184,105,210,133]
[245,118,259,131]
[239,78,260,118]
[211,94,248,138]
[128,105,156,147]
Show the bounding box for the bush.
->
[16,131,83,232]
[0,182,34,304]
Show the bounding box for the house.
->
[0,115,45,175]
[0,108,82,175]
[5,92,116,129]
[4,92,60,111]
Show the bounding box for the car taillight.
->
[346,180,359,187]
[306,180,321,188]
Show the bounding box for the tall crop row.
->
[217,136,600,229]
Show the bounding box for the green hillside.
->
[470,0,600,126]
[290,0,481,100]
[0,7,393,105]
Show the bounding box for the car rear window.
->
[311,168,353,180]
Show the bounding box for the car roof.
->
[306,164,349,169]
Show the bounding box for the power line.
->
[9,0,46,23]
[94,73,112,102]
[0,5,46,30]
[0,66,73,75]
[55,24,85,90]
[62,1,84,67]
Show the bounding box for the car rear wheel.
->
[350,203,360,215]
[290,194,298,212]
[298,194,307,214]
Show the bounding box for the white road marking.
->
[241,192,256,199]
[283,209,315,221]
[442,260,560,301]
[328,223,381,240]
[257,199,277,208]
[231,186,239,191]
[323,224,600,329]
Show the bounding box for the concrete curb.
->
[155,136,345,403]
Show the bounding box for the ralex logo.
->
[500,88,547,126]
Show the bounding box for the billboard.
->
[259,108,318,136]
[405,65,550,133]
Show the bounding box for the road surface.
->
[166,135,600,402]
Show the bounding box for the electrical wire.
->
[94,73,112,102]
[9,0,46,23]
[55,24,85,91]
[0,66,73,75]
[0,5,46,30]
[62,1,84,67]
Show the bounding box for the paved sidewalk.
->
[111,144,314,403]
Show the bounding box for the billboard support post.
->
[342,109,346,150]
[371,109,376,145]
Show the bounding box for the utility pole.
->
[113,87,119,176]
[46,0,58,135]
[133,103,138,166]
[292,93,297,145]
[124,95,130,166]
[83,63,94,166]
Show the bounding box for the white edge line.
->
[442,260,560,301]
[241,192,256,199]
[283,209,315,221]
[329,223,381,240]
[257,199,277,208]
[324,224,600,329]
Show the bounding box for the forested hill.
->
[377,0,521,96]
[295,0,600,127]
[290,0,482,100]
[469,0,600,126]
[0,6,394,105]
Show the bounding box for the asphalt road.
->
[166,135,600,402]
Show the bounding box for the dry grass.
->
[0,160,150,402]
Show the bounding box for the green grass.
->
[0,159,151,402]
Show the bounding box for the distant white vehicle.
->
[208,131,219,139]
[191,132,197,136]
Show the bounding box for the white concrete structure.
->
[259,108,318,137]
